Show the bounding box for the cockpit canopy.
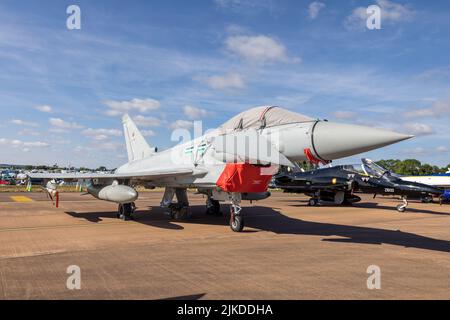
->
[361,158,394,178]
[342,164,367,175]
[342,159,396,178]
[219,106,314,132]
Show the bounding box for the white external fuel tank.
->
[87,183,138,204]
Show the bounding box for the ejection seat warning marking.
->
[10,196,34,202]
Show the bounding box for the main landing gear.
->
[205,197,222,216]
[396,196,408,212]
[161,187,192,220]
[308,197,319,206]
[117,202,136,221]
[307,191,320,206]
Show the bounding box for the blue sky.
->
[0,0,449,168]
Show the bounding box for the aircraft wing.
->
[28,167,201,181]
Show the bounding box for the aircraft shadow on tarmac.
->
[287,201,450,216]
[65,205,450,253]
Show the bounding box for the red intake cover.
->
[216,163,273,193]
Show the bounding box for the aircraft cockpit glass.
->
[362,161,389,178]
[342,164,366,175]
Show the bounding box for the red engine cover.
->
[216,163,273,193]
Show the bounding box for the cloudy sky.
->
[0,0,449,168]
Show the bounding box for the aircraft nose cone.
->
[312,121,413,161]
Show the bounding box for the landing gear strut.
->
[229,193,244,232]
[117,202,135,221]
[161,187,192,220]
[206,197,222,216]
[396,197,408,212]
[308,191,320,206]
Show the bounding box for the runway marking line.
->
[10,196,34,203]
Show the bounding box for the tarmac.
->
[0,190,449,299]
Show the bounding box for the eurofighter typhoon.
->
[29,106,413,232]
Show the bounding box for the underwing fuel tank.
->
[87,184,138,204]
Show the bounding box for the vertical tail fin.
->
[122,114,155,162]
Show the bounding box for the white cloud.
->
[436,146,449,153]
[104,98,160,116]
[0,138,50,149]
[404,147,427,156]
[206,73,245,90]
[183,105,213,120]
[23,141,50,147]
[141,129,156,137]
[35,105,52,113]
[49,118,83,130]
[82,128,122,141]
[403,123,434,136]
[170,120,194,130]
[214,0,274,12]
[10,119,38,127]
[308,2,325,19]
[19,128,40,136]
[49,128,69,134]
[133,115,163,127]
[331,111,358,120]
[404,97,450,118]
[225,35,289,63]
[346,0,414,29]
[95,141,123,151]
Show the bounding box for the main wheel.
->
[421,196,433,203]
[396,204,406,212]
[174,206,191,220]
[118,203,133,221]
[206,199,222,216]
[308,198,318,206]
[230,213,244,232]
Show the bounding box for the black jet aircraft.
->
[273,159,444,212]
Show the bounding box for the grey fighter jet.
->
[28,106,412,232]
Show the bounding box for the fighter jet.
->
[273,158,444,212]
[28,106,413,231]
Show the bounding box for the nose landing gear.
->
[229,204,244,232]
[396,197,408,212]
[229,194,244,232]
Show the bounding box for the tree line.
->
[375,159,449,176]
[296,159,449,176]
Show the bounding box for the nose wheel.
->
[230,205,244,232]
[229,193,244,232]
